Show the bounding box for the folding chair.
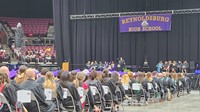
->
[131,83,146,106]
[61,88,76,112]
[44,89,60,112]
[0,93,12,112]
[77,87,88,112]
[199,80,200,95]
[178,81,184,96]
[89,86,102,110]
[102,85,114,112]
[16,101,28,112]
[116,86,124,111]
[147,83,156,103]
[169,82,177,98]
[122,84,133,105]
[154,83,161,102]
[17,90,41,112]
[83,94,91,112]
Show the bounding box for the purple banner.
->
[119,14,172,32]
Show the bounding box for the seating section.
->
[0,17,53,37]
[25,46,55,54]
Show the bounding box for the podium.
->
[62,62,69,71]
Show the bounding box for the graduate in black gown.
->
[157,73,165,100]
[134,72,148,104]
[162,72,172,100]
[55,70,64,83]
[168,73,177,95]
[152,71,163,98]
[111,71,126,101]
[36,68,49,84]
[177,73,190,94]
[0,72,17,112]
[101,69,118,106]
[19,68,56,112]
[0,66,20,91]
[146,72,156,93]
[58,71,82,112]
[85,70,106,110]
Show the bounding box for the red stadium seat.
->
[0,17,53,37]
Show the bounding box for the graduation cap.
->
[75,69,81,72]
[9,69,17,79]
[82,69,90,76]
[53,70,59,77]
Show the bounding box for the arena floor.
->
[123,91,200,112]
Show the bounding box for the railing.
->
[0,23,10,45]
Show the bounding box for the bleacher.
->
[0,17,53,37]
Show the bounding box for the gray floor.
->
[123,91,200,112]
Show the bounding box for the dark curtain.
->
[53,0,71,67]
[53,0,200,70]
[0,0,53,18]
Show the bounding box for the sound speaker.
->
[190,61,195,69]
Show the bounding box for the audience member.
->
[0,72,17,111]
[20,68,55,112]
[55,69,64,83]
[59,71,82,111]
[36,68,49,83]
[14,65,27,84]
[0,63,192,112]
[85,70,106,110]
[76,72,89,109]
[43,71,57,97]
[0,66,20,91]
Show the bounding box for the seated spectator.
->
[127,72,137,84]
[74,71,100,112]
[168,73,177,95]
[69,70,77,82]
[177,73,190,94]
[75,72,89,109]
[55,70,64,83]
[112,72,126,97]
[85,70,106,110]
[14,65,28,84]
[36,68,49,83]
[146,72,156,90]
[0,72,17,111]
[135,72,148,104]
[162,72,172,101]
[121,73,131,84]
[43,71,57,97]
[184,73,191,94]
[102,70,119,110]
[19,68,55,112]
[157,73,165,100]
[51,54,56,64]
[59,71,82,112]
[0,66,20,91]
[0,50,4,63]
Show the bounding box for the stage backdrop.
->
[53,0,200,70]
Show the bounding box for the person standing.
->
[182,61,189,73]
[156,61,163,73]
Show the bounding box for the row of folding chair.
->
[0,88,76,112]
[0,86,122,112]
[123,83,161,106]
[88,85,123,112]
[0,91,40,112]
